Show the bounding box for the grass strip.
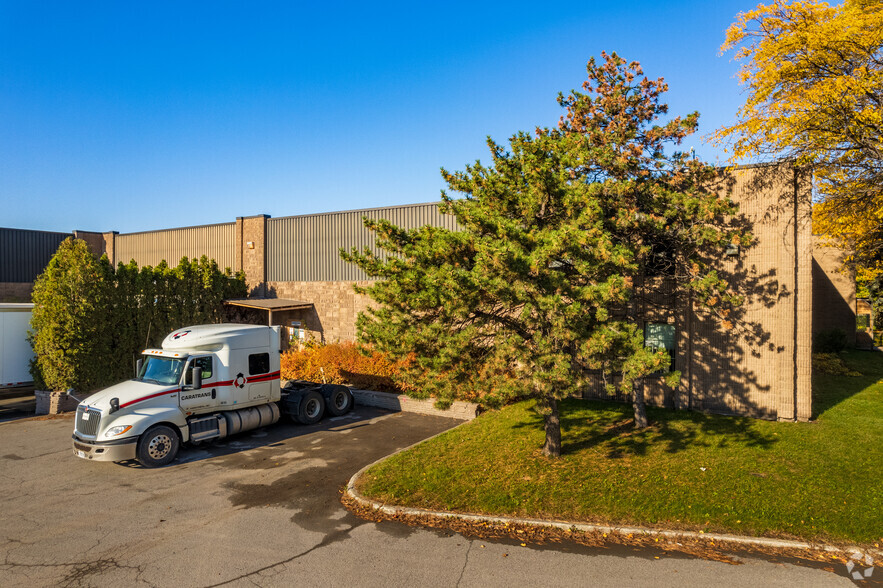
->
[358,350,883,546]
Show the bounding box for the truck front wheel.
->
[136,425,180,468]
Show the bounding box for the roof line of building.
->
[268,201,446,223]
[0,227,72,237]
[117,220,237,238]
[15,161,798,237]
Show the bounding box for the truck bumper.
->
[72,435,137,462]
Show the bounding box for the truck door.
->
[246,351,271,401]
[179,355,215,412]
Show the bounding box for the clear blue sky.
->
[1,1,752,234]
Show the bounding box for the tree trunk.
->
[541,395,562,457]
[633,269,649,429]
[633,382,649,428]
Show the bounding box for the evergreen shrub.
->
[29,237,247,392]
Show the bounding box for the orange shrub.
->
[280,342,416,393]
[282,342,498,402]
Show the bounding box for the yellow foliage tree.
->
[814,200,883,286]
[716,0,883,282]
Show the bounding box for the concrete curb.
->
[346,424,883,560]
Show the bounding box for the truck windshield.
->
[137,356,186,386]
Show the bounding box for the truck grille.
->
[75,406,101,437]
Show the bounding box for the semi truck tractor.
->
[71,324,354,467]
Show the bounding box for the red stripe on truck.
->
[120,388,180,409]
[247,371,280,384]
[118,371,280,408]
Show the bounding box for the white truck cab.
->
[72,324,353,467]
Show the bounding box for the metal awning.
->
[224,298,313,326]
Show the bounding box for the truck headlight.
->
[105,425,133,437]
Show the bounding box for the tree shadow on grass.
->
[812,350,883,417]
[516,398,778,459]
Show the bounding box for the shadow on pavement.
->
[0,388,36,423]
[112,405,397,469]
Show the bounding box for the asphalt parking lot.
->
[0,388,34,423]
[0,406,855,587]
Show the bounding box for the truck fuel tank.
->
[188,403,280,443]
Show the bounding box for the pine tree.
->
[344,53,744,456]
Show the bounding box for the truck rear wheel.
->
[136,425,180,468]
[322,384,353,416]
[296,391,325,425]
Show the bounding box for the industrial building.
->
[0,163,856,420]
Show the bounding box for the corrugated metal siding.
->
[267,203,459,281]
[0,228,71,282]
[115,223,236,269]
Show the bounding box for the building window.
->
[644,323,676,373]
[248,352,270,376]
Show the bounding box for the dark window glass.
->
[248,353,270,376]
[644,323,676,373]
[645,240,677,277]
[185,356,212,384]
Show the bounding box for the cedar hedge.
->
[29,237,247,392]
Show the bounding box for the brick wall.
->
[686,164,813,421]
[812,238,856,345]
[0,282,33,302]
[237,215,269,295]
[584,164,815,421]
[72,230,106,257]
[103,232,117,265]
[266,280,374,343]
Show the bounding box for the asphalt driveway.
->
[0,407,856,587]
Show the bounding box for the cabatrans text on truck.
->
[72,324,354,467]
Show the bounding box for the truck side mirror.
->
[110,398,120,414]
[191,366,202,390]
[135,358,143,378]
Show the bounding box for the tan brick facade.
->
[103,231,118,265]
[266,280,374,343]
[72,230,106,257]
[812,237,856,345]
[588,164,822,421]
[237,215,269,295]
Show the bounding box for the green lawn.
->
[358,350,883,545]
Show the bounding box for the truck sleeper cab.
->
[72,324,353,467]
